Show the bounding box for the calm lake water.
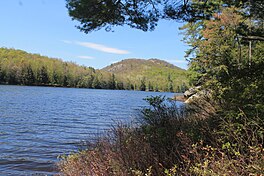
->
[0,85,177,176]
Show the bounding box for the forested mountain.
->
[0,47,100,88]
[102,59,188,92]
[0,48,188,92]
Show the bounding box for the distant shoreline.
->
[0,84,183,94]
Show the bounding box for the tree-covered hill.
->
[102,58,188,92]
[0,47,99,88]
[0,48,188,92]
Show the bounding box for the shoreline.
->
[172,94,187,102]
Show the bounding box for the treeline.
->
[113,74,188,93]
[0,48,97,88]
[0,48,187,92]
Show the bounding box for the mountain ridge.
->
[101,58,188,92]
[102,58,185,73]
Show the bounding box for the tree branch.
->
[241,35,264,41]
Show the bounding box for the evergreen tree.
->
[63,75,68,87]
[38,66,49,85]
[148,81,153,91]
[29,66,35,85]
[154,85,159,92]
[6,66,19,85]
[52,70,59,85]
[108,74,116,89]
[139,78,146,91]
[130,84,134,90]
[116,81,124,90]
[0,64,6,83]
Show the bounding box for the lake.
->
[0,85,177,176]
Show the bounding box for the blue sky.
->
[0,0,189,69]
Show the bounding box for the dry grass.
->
[58,96,264,176]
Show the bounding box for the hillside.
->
[0,48,188,92]
[102,58,188,92]
[0,47,100,88]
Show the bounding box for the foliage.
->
[0,47,98,88]
[182,2,264,173]
[102,58,188,92]
[66,0,189,33]
[59,0,264,175]
[58,96,192,175]
[182,1,264,141]
[0,48,186,92]
[58,96,264,175]
[66,0,264,33]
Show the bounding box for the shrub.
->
[58,96,264,175]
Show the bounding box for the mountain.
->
[0,48,188,92]
[101,58,188,92]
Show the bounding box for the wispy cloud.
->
[62,40,72,44]
[76,42,130,55]
[62,40,130,55]
[77,56,94,59]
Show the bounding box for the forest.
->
[0,48,188,92]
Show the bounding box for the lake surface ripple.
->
[0,85,176,175]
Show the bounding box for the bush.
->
[58,96,264,175]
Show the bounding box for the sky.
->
[0,0,189,69]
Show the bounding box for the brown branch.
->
[241,35,264,41]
